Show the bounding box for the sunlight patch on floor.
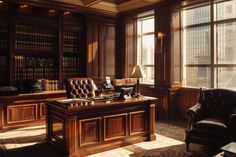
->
[0,125,45,150]
[86,134,184,157]
[86,147,134,157]
[0,126,184,157]
[134,134,184,150]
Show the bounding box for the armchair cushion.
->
[193,118,227,137]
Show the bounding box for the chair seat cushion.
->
[193,118,227,136]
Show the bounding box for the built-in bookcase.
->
[0,12,10,86]
[0,2,86,91]
[62,19,86,80]
[14,15,59,83]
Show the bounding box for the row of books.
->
[64,24,82,32]
[0,68,9,85]
[14,56,55,68]
[62,68,85,79]
[15,41,57,52]
[0,56,8,67]
[0,24,9,33]
[63,45,80,53]
[63,32,80,40]
[0,24,9,50]
[15,25,57,38]
[15,68,58,81]
[16,79,59,93]
[62,57,80,68]
[0,40,9,50]
[42,79,59,91]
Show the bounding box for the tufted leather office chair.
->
[185,88,236,151]
[65,78,98,98]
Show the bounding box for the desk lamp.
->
[130,65,146,97]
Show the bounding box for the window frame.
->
[181,0,236,89]
[137,15,155,85]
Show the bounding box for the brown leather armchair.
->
[185,88,236,151]
[65,78,97,98]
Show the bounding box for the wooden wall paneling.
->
[86,16,116,79]
[179,88,200,119]
[155,5,171,87]
[140,85,169,119]
[105,24,116,78]
[94,22,99,78]
[99,23,105,78]
[115,15,125,78]
[168,88,180,118]
[124,18,137,78]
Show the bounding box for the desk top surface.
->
[47,96,157,111]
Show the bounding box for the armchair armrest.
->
[229,107,236,141]
[185,102,203,130]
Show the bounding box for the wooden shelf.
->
[0,3,86,89]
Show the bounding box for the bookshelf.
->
[62,18,86,81]
[0,2,86,92]
[0,12,10,86]
[13,15,59,91]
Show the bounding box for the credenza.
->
[0,90,66,131]
[46,96,157,157]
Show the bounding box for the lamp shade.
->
[130,65,146,78]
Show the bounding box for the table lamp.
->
[130,65,146,97]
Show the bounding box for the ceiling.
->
[51,0,163,15]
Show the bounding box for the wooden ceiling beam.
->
[82,0,102,6]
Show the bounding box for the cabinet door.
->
[6,103,38,124]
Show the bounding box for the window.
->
[137,15,155,84]
[182,0,236,89]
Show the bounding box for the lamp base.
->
[133,93,143,98]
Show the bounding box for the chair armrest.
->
[185,103,203,130]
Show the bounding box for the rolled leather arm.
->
[229,107,236,141]
[185,102,203,130]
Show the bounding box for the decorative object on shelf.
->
[130,64,146,97]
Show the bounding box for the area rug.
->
[0,120,221,157]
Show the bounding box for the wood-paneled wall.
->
[179,88,200,118]
[86,15,116,81]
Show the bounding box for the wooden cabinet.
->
[0,90,66,131]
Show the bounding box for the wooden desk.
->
[46,96,157,157]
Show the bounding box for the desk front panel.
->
[47,97,156,157]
